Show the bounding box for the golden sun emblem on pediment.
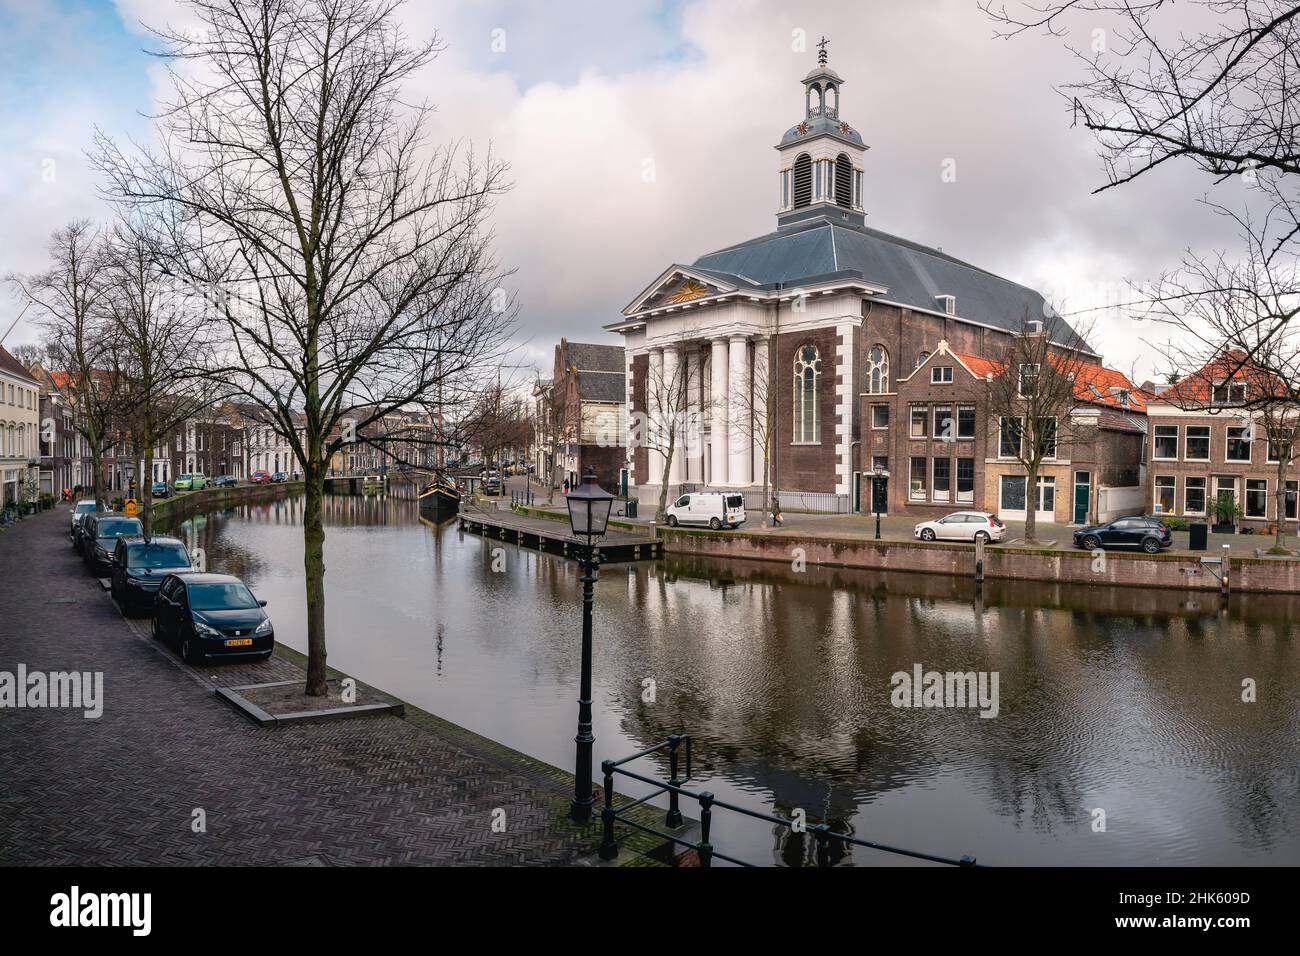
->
[668,279,710,303]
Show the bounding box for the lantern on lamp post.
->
[564,466,614,823]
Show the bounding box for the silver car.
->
[914,511,1006,544]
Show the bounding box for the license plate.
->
[225,638,253,647]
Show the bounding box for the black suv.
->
[110,535,194,614]
[81,513,145,575]
[1072,516,1174,554]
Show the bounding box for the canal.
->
[167,494,1300,866]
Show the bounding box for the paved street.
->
[512,476,1296,554]
[0,508,597,866]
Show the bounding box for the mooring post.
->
[697,792,714,869]
[665,735,684,829]
[974,534,985,585]
[599,759,619,860]
[1221,543,1231,597]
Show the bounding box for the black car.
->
[271,471,289,482]
[109,536,194,614]
[213,475,238,488]
[1073,516,1173,554]
[152,572,274,663]
[81,513,145,575]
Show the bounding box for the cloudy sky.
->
[0,0,1247,382]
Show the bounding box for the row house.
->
[531,378,554,485]
[29,363,97,496]
[0,347,41,506]
[1145,352,1299,529]
[549,339,626,489]
[878,342,1146,524]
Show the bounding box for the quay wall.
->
[656,527,1300,595]
[152,480,305,524]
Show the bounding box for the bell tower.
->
[776,39,867,229]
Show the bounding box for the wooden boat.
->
[418,474,460,522]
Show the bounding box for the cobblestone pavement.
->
[0,508,596,866]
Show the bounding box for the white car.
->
[70,499,98,538]
[665,492,746,530]
[914,511,1006,544]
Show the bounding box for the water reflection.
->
[164,495,1300,866]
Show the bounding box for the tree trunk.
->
[1276,457,1289,551]
[656,435,674,523]
[141,417,153,537]
[303,455,328,696]
[760,445,770,529]
[1023,463,1039,542]
[94,441,109,512]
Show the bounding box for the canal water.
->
[167,495,1300,866]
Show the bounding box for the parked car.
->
[665,492,746,530]
[250,470,272,484]
[81,513,145,576]
[70,499,98,546]
[1072,516,1173,554]
[110,535,193,614]
[271,471,289,482]
[213,475,238,488]
[173,473,208,492]
[914,511,1006,544]
[151,481,171,499]
[152,572,274,663]
[482,476,502,495]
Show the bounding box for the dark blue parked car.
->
[152,573,274,663]
[1073,516,1173,554]
[110,536,193,614]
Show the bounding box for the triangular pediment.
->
[623,266,741,316]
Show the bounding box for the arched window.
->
[834,153,853,209]
[793,344,821,444]
[917,350,930,369]
[793,154,812,208]
[867,344,890,394]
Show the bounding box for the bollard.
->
[813,824,832,867]
[1221,543,1230,597]
[974,534,985,585]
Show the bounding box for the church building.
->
[608,49,1140,520]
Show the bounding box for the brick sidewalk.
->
[0,508,598,866]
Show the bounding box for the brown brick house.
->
[878,341,1145,523]
[1145,352,1299,531]
[549,339,626,489]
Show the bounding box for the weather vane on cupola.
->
[817,35,829,65]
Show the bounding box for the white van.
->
[665,492,746,530]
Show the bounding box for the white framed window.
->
[1185,425,1210,461]
[998,417,1022,458]
[1246,478,1268,518]
[1153,425,1179,460]
[956,458,975,503]
[792,344,821,444]
[866,344,890,394]
[909,456,927,500]
[871,404,889,429]
[933,406,954,442]
[1226,426,1251,462]
[910,406,927,439]
[931,366,953,384]
[1018,364,1040,397]
[932,457,951,502]
[1184,476,1206,515]
[1154,475,1176,514]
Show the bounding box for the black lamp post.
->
[872,463,887,540]
[565,466,614,823]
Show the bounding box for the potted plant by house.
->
[1211,495,1241,534]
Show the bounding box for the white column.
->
[647,348,665,487]
[751,337,769,487]
[709,338,729,487]
[662,345,685,486]
[728,335,752,486]
[685,349,702,482]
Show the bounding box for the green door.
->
[1073,472,1090,524]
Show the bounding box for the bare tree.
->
[9,221,124,509]
[102,220,224,534]
[984,320,1100,542]
[95,0,515,695]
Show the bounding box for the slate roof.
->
[565,342,624,374]
[577,370,626,403]
[0,346,39,384]
[689,216,1094,354]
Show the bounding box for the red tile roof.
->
[1154,349,1287,406]
[951,349,1144,413]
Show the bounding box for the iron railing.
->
[599,735,980,868]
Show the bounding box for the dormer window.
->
[1212,381,1247,405]
[935,294,956,315]
[1110,387,1130,407]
